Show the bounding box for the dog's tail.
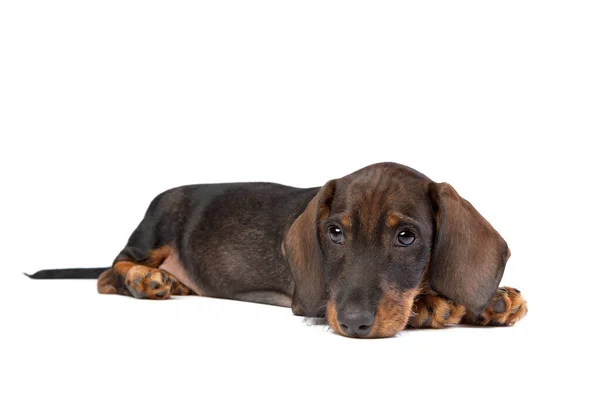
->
[24,267,109,279]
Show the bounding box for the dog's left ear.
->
[428,182,510,314]
[283,180,336,318]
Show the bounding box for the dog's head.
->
[284,162,509,338]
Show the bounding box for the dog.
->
[28,162,527,338]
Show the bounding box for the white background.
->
[1,1,598,399]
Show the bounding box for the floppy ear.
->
[283,180,336,318]
[428,182,510,314]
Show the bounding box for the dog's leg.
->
[408,293,466,328]
[461,287,528,326]
[408,287,527,328]
[97,246,193,299]
[97,186,200,299]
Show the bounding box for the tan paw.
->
[409,293,466,328]
[171,281,193,296]
[97,268,120,295]
[124,265,173,300]
[465,287,528,326]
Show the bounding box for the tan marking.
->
[409,293,466,328]
[327,300,342,335]
[111,245,172,277]
[113,260,137,277]
[326,286,420,338]
[146,246,172,268]
[340,215,352,230]
[124,265,173,300]
[369,286,419,338]
[387,214,400,228]
[387,212,421,228]
[463,287,528,327]
[97,268,119,294]
[102,245,195,298]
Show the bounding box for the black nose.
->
[337,307,375,337]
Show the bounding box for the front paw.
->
[409,293,466,328]
[465,287,528,326]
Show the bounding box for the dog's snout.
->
[337,306,375,337]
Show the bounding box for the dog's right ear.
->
[283,180,336,318]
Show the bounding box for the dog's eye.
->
[328,226,344,244]
[396,230,415,246]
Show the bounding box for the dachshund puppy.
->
[29,162,527,338]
